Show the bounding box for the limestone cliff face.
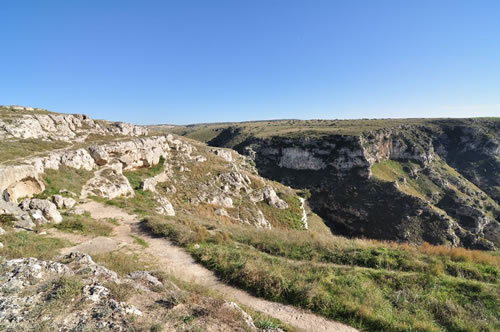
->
[205,121,500,250]
[361,126,435,166]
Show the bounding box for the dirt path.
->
[62,201,357,332]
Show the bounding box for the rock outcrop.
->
[0,253,136,331]
[0,251,266,332]
[0,200,34,229]
[0,165,45,203]
[52,195,76,209]
[212,148,234,162]
[0,105,148,142]
[81,163,135,200]
[250,186,288,209]
[87,136,170,170]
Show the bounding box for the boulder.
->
[19,199,63,224]
[128,271,162,287]
[88,145,110,166]
[250,186,288,209]
[0,165,45,203]
[81,164,135,200]
[52,195,64,209]
[53,195,77,209]
[0,226,5,235]
[0,199,35,229]
[255,210,271,229]
[212,149,233,162]
[156,196,175,216]
[63,197,77,209]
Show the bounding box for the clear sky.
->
[1,1,499,124]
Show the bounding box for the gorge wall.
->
[200,119,500,250]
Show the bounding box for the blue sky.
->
[1,1,499,124]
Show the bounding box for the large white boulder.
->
[156,195,175,216]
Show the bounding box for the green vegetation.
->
[0,214,16,227]
[372,158,500,225]
[138,214,499,332]
[0,139,70,163]
[131,235,149,248]
[161,117,500,143]
[36,166,94,198]
[258,192,303,229]
[92,156,166,216]
[193,243,498,332]
[45,276,83,303]
[124,156,165,189]
[0,231,70,260]
[54,213,113,237]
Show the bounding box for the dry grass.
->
[417,242,499,265]
[92,250,154,276]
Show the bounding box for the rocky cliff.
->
[0,105,147,142]
[177,118,500,250]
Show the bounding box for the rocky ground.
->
[1,106,499,331]
[0,250,277,332]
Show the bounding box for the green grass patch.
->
[36,166,94,198]
[45,276,83,303]
[258,192,303,229]
[131,235,149,248]
[54,213,113,237]
[0,231,70,260]
[124,156,165,189]
[191,242,499,332]
[0,139,70,163]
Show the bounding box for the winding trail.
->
[61,201,357,332]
